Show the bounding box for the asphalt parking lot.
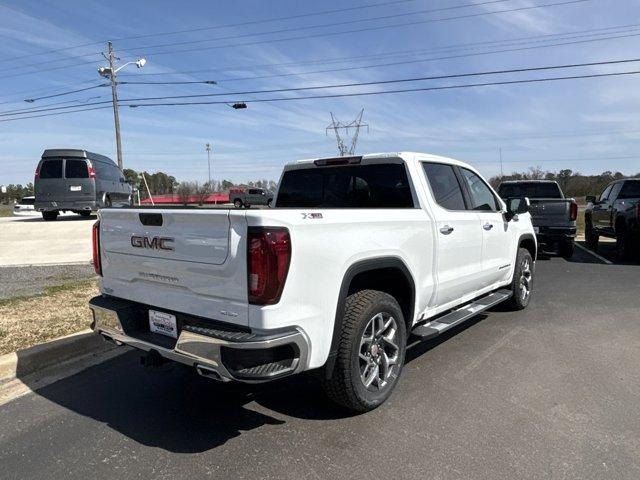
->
[0,245,638,480]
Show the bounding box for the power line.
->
[0,105,111,123]
[0,0,422,64]
[213,30,640,83]
[124,69,640,108]
[124,0,592,58]
[119,0,528,54]
[0,95,107,115]
[119,80,218,85]
[121,22,640,77]
[97,57,640,103]
[2,57,639,117]
[23,83,108,102]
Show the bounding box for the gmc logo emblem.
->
[131,235,175,251]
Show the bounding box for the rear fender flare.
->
[323,257,415,377]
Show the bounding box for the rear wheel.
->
[322,290,407,412]
[559,239,575,258]
[79,211,91,218]
[616,225,633,261]
[233,199,243,208]
[585,220,599,250]
[104,196,112,208]
[42,211,58,221]
[504,248,533,310]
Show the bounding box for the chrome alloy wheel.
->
[519,257,532,302]
[358,312,399,390]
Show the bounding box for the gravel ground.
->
[0,263,95,300]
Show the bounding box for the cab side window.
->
[460,168,499,211]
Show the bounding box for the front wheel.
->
[504,248,534,310]
[233,199,243,208]
[42,211,58,221]
[322,290,407,412]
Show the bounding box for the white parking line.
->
[575,242,613,265]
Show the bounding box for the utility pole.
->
[99,43,146,170]
[107,42,123,170]
[205,143,212,186]
[326,109,369,156]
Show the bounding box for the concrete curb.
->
[0,329,116,383]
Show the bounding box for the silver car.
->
[34,149,132,221]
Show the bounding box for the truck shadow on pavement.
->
[21,315,489,454]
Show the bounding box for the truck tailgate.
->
[528,199,572,227]
[98,208,249,326]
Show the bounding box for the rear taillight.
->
[88,162,96,179]
[247,227,291,305]
[569,202,578,221]
[34,165,40,180]
[92,220,102,276]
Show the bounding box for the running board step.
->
[411,289,512,339]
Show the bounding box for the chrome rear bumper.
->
[89,296,309,383]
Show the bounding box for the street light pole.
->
[205,143,212,186]
[106,42,123,170]
[99,43,146,171]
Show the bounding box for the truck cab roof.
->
[284,151,475,171]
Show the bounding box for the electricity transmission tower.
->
[326,109,369,156]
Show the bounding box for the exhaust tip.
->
[196,365,225,381]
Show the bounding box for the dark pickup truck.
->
[498,180,577,258]
[585,178,640,260]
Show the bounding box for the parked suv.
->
[230,188,274,208]
[498,180,577,258]
[585,179,640,260]
[34,149,132,221]
[90,152,536,412]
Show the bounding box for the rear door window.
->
[277,163,414,208]
[65,159,89,178]
[422,163,466,210]
[619,181,640,199]
[39,159,63,179]
[460,168,499,211]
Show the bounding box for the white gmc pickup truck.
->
[90,152,536,412]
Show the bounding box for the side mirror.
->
[585,195,596,204]
[505,197,530,221]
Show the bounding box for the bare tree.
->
[177,182,195,206]
[195,181,212,206]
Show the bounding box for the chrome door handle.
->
[440,225,454,235]
[483,223,493,230]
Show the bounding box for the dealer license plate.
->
[70,185,81,191]
[149,310,177,338]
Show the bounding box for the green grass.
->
[0,279,99,355]
[0,204,13,217]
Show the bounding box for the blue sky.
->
[1,0,640,185]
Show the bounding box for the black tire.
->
[559,239,575,258]
[233,199,243,208]
[615,226,633,261]
[585,220,598,250]
[79,211,91,218]
[322,290,407,413]
[104,196,112,208]
[504,248,534,311]
[42,211,58,221]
